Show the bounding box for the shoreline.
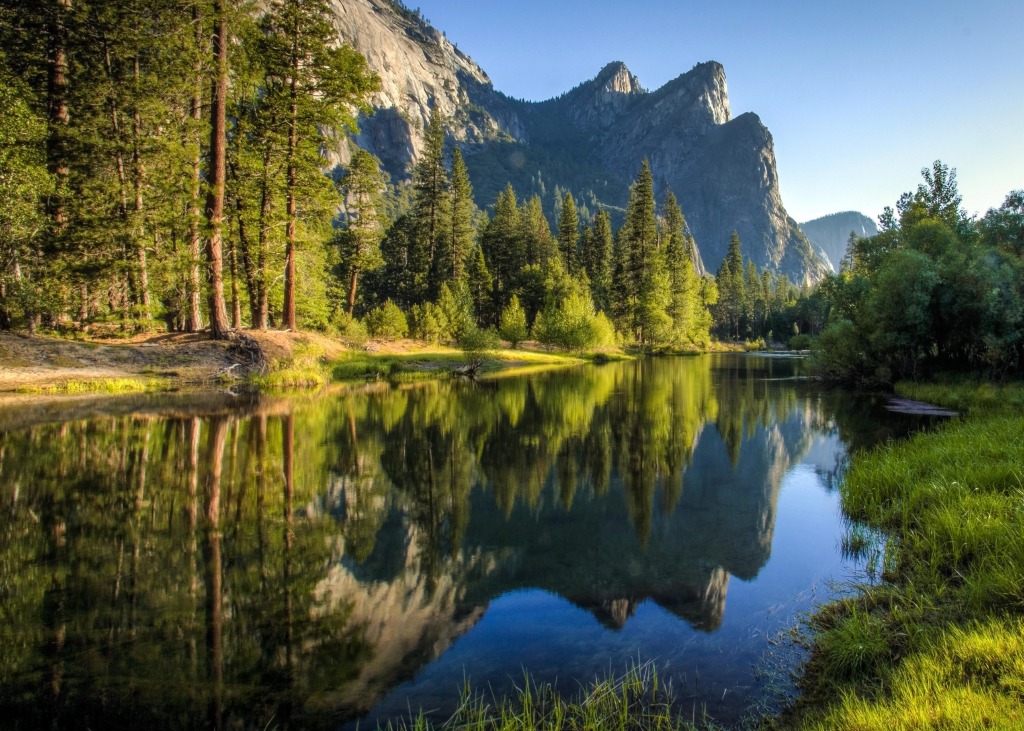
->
[0,330,632,396]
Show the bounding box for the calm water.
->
[0,354,935,729]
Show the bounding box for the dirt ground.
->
[0,329,347,392]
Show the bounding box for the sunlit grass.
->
[15,377,171,395]
[787,380,1024,730]
[249,341,331,389]
[325,346,625,384]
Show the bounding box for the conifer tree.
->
[520,194,555,267]
[715,231,746,339]
[205,0,232,338]
[662,192,704,344]
[412,106,451,302]
[614,160,662,341]
[447,146,475,283]
[466,242,493,326]
[481,184,523,311]
[338,149,387,314]
[261,0,377,330]
[582,209,613,314]
[557,191,580,275]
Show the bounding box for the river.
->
[0,354,939,729]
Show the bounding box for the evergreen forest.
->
[0,0,819,352]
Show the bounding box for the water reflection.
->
[0,355,933,728]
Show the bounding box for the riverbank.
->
[777,380,1024,730]
[0,330,625,394]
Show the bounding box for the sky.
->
[410,0,1024,223]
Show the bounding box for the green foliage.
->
[498,294,528,347]
[436,279,476,343]
[812,162,1024,382]
[331,310,368,345]
[398,663,700,731]
[534,287,612,352]
[365,299,408,340]
[409,301,446,344]
[789,333,812,350]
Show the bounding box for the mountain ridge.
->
[330,0,828,282]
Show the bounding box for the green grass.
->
[385,663,716,731]
[15,377,172,395]
[249,341,332,390]
[783,381,1024,730]
[325,346,624,385]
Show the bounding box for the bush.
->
[409,302,445,344]
[789,333,813,350]
[364,300,408,340]
[498,295,528,347]
[535,290,602,352]
[811,319,871,383]
[436,281,475,343]
[458,325,500,353]
[332,311,368,346]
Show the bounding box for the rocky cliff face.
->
[799,211,879,270]
[327,0,525,174]
[330,0,828,282]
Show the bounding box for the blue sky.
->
[412,0,1024,223]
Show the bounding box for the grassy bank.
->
[252,341,631,390]
[780,381,1024,730]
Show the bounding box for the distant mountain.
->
[329,0,829,283]
[799,211,879,270]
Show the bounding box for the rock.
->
[799,211,880,270]
[329,0,830,283]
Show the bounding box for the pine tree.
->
[582,209,613,314]
[614,160,661,341]
[715,231,746,339]
[338,149,387,314]
[260,0,378,330]
[412,106,451,302]
[465,242,493,326]
[205,0,232,338]
[481,184,522,311]
[662,192,704,345]
[520,194,555,267]
[447,146,475,283]
[557,191,580,275]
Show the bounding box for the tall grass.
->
[383,663,714,731]
[16,377,172,394]
[786,382,1024,730]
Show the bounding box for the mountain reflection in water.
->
[0,354,937,729]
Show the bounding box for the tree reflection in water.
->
[0,355,934,728]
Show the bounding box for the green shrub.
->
[498,294,528,347]
[789,333,813,350]
[409,302,445,344]
[364,300,408,340]
[332,311,368,346]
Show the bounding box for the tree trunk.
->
[47,0,71,234]
[229,237,241,329]
[282,34,299,332]
[204,0,231,340]
[254,155,272,330]
[347,267,359,316]
[186,2,204,332]
[131,56,150,323]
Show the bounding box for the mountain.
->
[329,0,829,283]
[799,211,879,270]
